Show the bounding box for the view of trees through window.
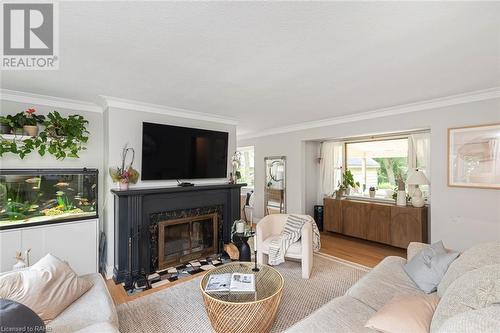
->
[346,138,408,198]
[373,157,408,190]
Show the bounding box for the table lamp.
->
[407,169,429,208]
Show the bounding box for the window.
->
[237,146,254,188]
[319,131,430,201]
[345,138,409,199]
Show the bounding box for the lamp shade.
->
[407,169,430,185]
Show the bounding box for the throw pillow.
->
[435,305,500,333]
[365,294,440,333]
[404,241,460,293]
[437,242,500,297]
[0,254,93,321]
[430,264,500,333]
[0,299,45,332]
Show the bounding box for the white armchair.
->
[256,214,313,279]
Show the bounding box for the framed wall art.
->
[448,123,500,189]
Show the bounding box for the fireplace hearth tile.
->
[122,254,233,295]
[189,268,203,275]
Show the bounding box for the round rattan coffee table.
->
[200,262,284,333]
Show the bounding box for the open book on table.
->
[205,273,255,293]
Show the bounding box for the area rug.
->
[117,253,369,333]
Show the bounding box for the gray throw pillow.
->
[404,241,460,293]
[0,299,45,332]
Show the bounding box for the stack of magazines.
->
[205,273,255,293]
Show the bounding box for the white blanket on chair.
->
[267,215,321,266]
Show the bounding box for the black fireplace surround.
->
[111,183,245,283]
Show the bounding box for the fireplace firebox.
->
[157,213,218,269]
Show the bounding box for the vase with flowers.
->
[109,145,140,190]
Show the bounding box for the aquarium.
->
[0,169,98,229]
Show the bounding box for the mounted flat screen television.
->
[141,122,229,180]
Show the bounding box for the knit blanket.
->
[267,215,321,266]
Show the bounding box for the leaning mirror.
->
[264,156,286,215]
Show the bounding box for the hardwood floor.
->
[319,231,406,268]
[106,231,406,305]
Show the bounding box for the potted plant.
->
[22,108,45,137]
[369,186,376,198]
[6,113,25,135]
[336,170,360,197]
[0,116,12,134]
[109,145,139,190]
[42,111,89,159]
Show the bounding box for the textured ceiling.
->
[2,1,499,135]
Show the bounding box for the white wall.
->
[103,106,236,276]
[238,98,500,251]
[0,100,105,225]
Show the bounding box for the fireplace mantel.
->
[111,183,245,283]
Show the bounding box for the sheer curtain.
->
[408,133,431,197]
[319,141,343,197]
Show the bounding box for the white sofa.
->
[286,242,500,333]
[47,273,119,333]
[256,214,313,279]
[0,269,119,333]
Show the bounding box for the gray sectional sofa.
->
[286,242,500,333]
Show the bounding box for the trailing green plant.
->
[43,111,89,159]
[0,110,89,159]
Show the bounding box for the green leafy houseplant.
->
[0,110,90,159]
[0,116,12,134]
[6,113,25,134]
[336,169,360,197]
[39,111,89,159]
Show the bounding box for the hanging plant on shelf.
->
[0,110,90,159]
[41,111,89,159]
[109,145,140,190]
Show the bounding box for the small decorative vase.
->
[13,252,26,271]
[345,187,351,196]
[119,182,129,190]
[396,190,407,206]
[23,125,38,137]
[369,190,376,198]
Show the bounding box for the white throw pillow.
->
[0,254,93,321]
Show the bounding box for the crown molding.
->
[237,87,500,140]
[0,89,103,113]
[100,95,238,126]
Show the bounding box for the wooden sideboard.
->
[323,198,428,248]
